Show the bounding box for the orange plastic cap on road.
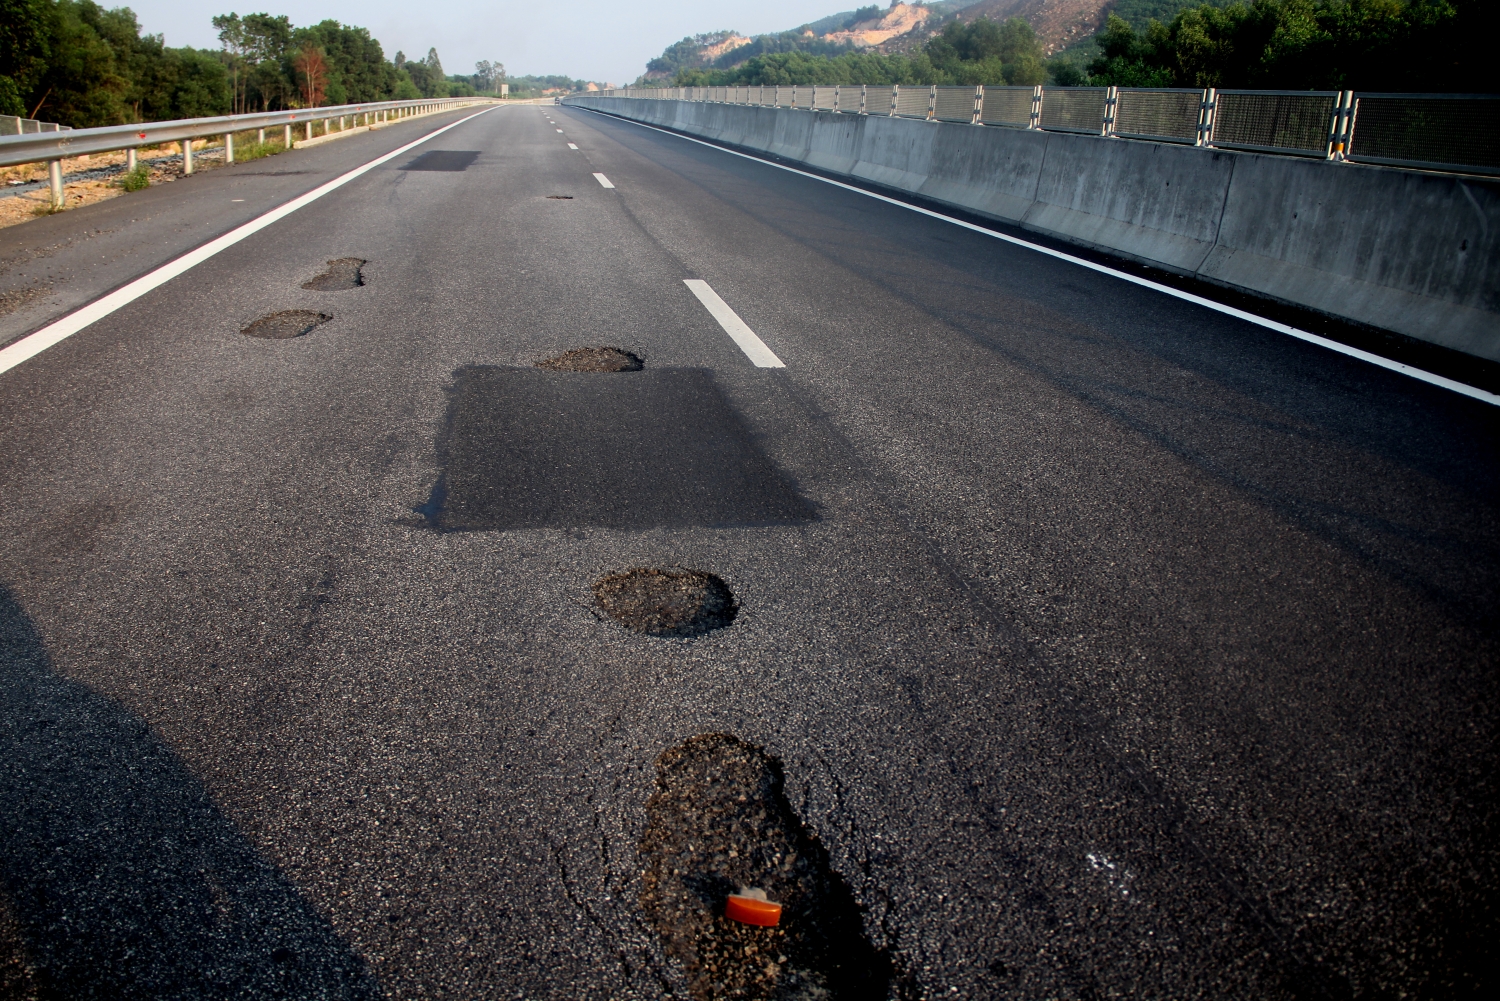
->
[725,888,782,927]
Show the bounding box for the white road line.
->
[567,143,578,150]
[592,172,615,189]
[0,106,499,379]
[576,107,1498,407]
[683,279,784,368]
[556,129,564,133]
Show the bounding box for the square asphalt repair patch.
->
[427,367,816,531]
[400,150,481,171]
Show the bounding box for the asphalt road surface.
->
[1,103,1495,1000]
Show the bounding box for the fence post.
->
[224,132,234,163]
[182,139,193,174]
[1103,86,1118,136]
[47,159,62,209]
[1029,86,1043,129]
[1195,88,1216,147]
[973,85,984,125]
[1328,90,1355,160]
[861,84,868,115]
[833,85,839,113]
[927,84,937,120]
[890,85,899,116]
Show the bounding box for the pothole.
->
[240,310,332,339]
[640,733,892,1000]
[536,346,643,373]
[301,258,365,291]
[594,568,735,637]
[545,195,574,199]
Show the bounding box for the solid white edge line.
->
[575,106,1499,408]
[0,105,500,378]
[592,172,615,189]
[683,279,785,368]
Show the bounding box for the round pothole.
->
[639,733,892,999]
[240,310,332,339]
[593,567,736,637]
[536,346,643,373]
[301,258,365,291]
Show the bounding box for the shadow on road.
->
[0,586,377,999]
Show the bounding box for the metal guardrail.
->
[580,86,1500,176]
[0,97,495,208]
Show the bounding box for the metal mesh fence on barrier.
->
[1349,95,1500,173]
[1212,91,1335,155]
[980,87,1034,127]
[1040,88,1108,134]
[895,87,931,119]
[813,87,838,111]
[935,87,975,123]
[1114,89,1201,143]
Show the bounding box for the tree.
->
[292,45,326,107]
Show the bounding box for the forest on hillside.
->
[0,0,510,127]
[666,0,1495,92]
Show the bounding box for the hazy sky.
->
[123,1,855,86]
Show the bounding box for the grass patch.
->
[118,165,150,191]
[230,135,287,164]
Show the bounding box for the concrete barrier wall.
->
[568,96,1500,362]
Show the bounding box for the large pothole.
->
[536,347,643,373]
[301,258,365,291]
[640,733,892,1000]
[240,310,331,339]
[594,568,736,638]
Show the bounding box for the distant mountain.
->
[637,1,1226,81]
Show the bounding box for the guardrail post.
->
[182,139,193,174]
[284,124,292,146]
[306,121,313,141]
[927,85,937,121]
[126,148,136,171]
[224,132,234,163]
[1195,88,1216,147]
[890,85,899,116]
[47,160,62,209]
[973,85,983,125]
[257,127,265,144]
[1029,86,1042,129]
[1103,86,1118,136]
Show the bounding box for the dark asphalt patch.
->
[639,733,892,1000]
[400,150,480,172]
[301,258,365,291]
[594,568,736,637]
[240,310,331,339]
[423,367,815,531]
[535,347,643,372]
[545,195,574,200]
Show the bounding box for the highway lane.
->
[0,101,1494,999]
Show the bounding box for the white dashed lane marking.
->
[567,143,578,149]
[683,279,784,369]
[593,173,615,189]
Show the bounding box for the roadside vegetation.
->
[0,0,511,128]
[664,0,1491,91]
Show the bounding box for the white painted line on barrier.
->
[0,106,500,379]
[567,143,578,149]
[684,279,784,368]
[577,107,1499,408]
[593,172,615,189]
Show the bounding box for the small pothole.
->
[640,733,892,1000]
[301,258,365,291]
[240,310,332,339]
[545,195,574,199]
[593,568,735,637]
[536,347,643,373]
